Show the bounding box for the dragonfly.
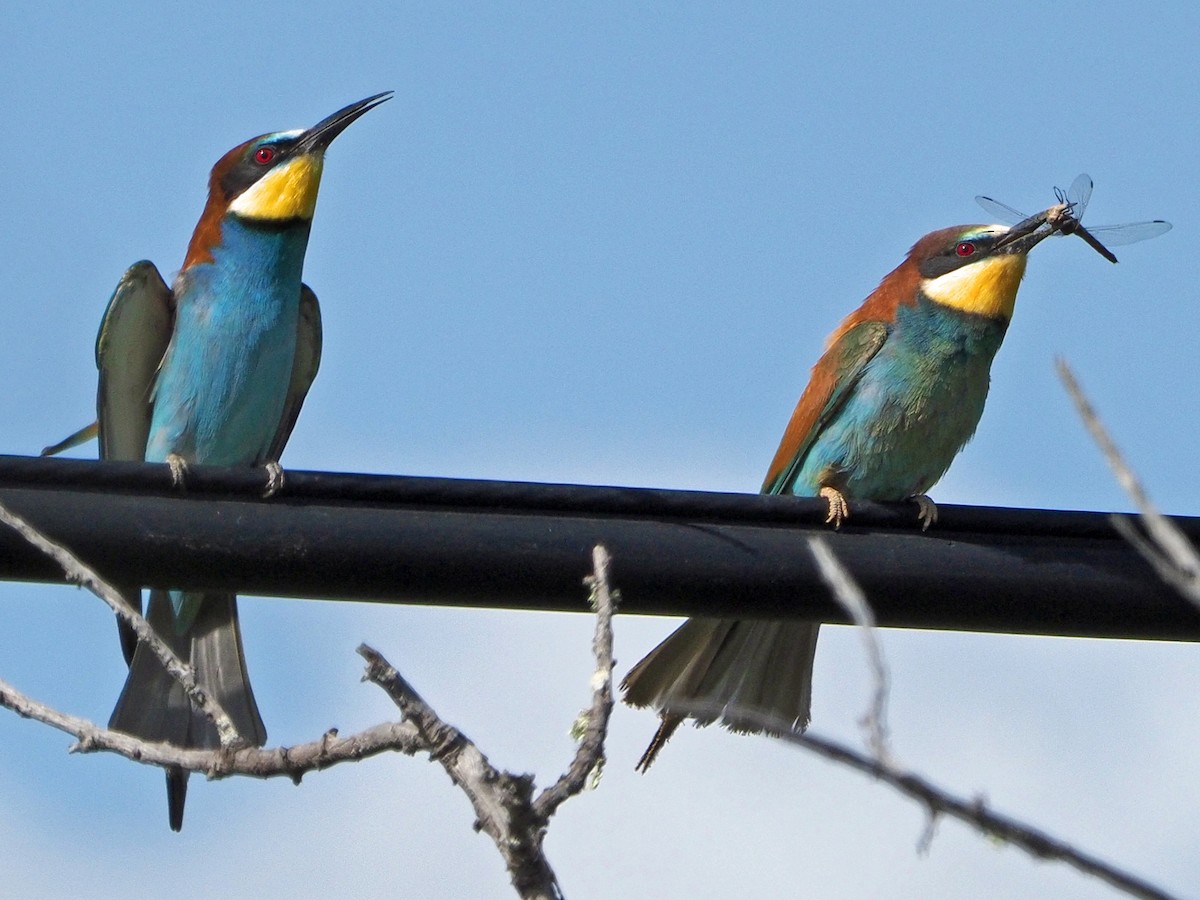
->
[978,173,1171,263]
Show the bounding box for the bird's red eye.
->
[955,241,976,257]
[254,146,276,165]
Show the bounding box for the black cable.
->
[0,454,1196,641]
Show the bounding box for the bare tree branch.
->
[360,645,562,899]
[807,536,891,761]
[687,536,1178,900]
[786,724,1176,900]
[0,500,246,747]
[359,545,618,900]
[1,488,617,898]
[0,668,427,779]
[534,544,615,820]
[674,700,1177,900]
[1057,358,1200,608]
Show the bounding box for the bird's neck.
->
[901,291,1010,362]
[181,214,312,299]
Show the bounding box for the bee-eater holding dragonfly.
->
[623,206,1083,770]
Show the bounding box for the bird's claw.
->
[165,453,189,490]
[819,486,850,529]
[912,494,938,531]
[263,461,285,498]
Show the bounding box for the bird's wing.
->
[264,283,323,463]
[95,261,175,461]
[760,320,888,495]
[40,421,99,457]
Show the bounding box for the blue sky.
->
[1,3,1197,897]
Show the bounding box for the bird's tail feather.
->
[188,594,267,747]
[166,767,188,833]
[109,590,266,831]
[113,582,143,667]
[622,618,819,768]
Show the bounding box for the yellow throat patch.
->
[228,154,324,221]
[921,253,1027,321]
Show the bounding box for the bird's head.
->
[910,221,1054,322]
[184,92,392,267]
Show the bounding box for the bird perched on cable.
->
[622,211,1059,770]
[45,92,391,829]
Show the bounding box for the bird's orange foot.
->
[911,494,938,531]
[165,453,189,490]
[263,461,285,498]
[819,486,850,529]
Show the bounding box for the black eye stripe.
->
[219,141,296,198]
[918,235,999,279]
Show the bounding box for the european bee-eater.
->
[53,92,390,829]
[622,215,1057,770]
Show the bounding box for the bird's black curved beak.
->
[992,204,1062,255]
[298,91,393,154]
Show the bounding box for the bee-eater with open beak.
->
[52,92,391,829]
[622,214,1057,770]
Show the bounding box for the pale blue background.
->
[1,4,1196,898]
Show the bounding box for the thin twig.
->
[788,725,1176,900]
[359,645,561,900]
[674,702,1177,900]
[1057,358,1200,608]
[533,544,616,819]
[0,499,245,747]
[807,536,891,761]
[355,643,561,897]
[0,494,618,898]
[357,546,619,900]
[0,671,423,780]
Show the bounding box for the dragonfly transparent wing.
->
[1062,173,1093,220]
[1065,173,1170,245]
[974,194,1029,225]
[1077,220,1172,246]
[980,173,1092,226]
[978,172,1170,247]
